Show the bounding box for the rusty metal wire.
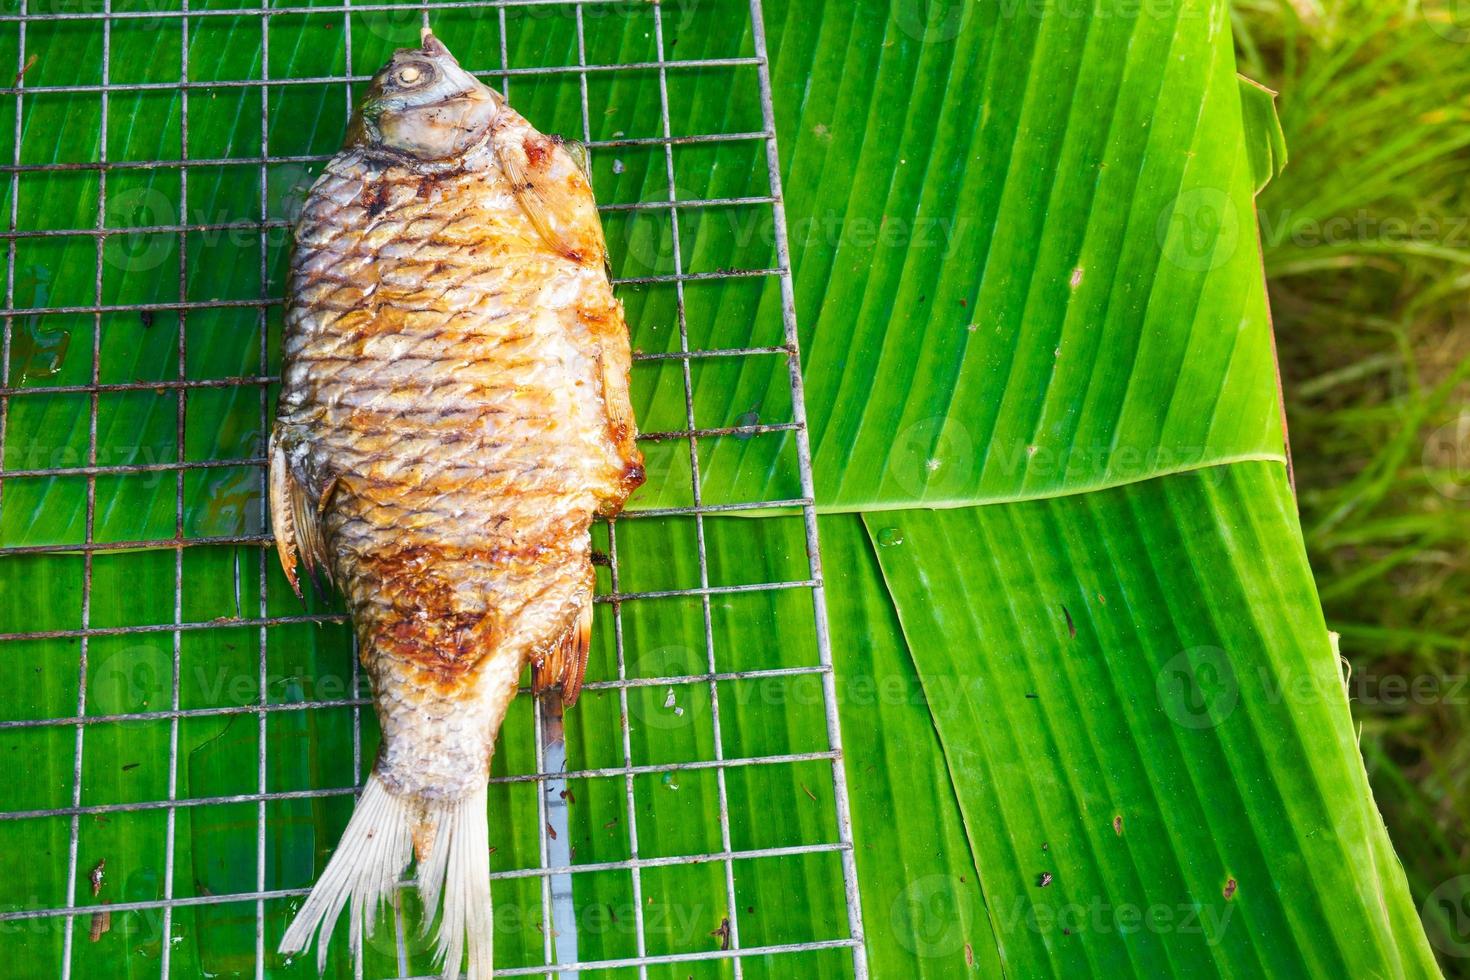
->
[0,1,868,976]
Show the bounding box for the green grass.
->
[1234,1,1470,972]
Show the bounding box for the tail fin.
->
[279,773,494,980]
[417,783,493,979]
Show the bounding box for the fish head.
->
[348,31,501,160]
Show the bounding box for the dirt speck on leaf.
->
[14,53,37,86]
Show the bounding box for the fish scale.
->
[272,31,643,980]
[282,127,609,765]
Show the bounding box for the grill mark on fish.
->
[300,269,381,290]
[363,183,392,218]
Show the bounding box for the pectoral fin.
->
[493,124,606,267]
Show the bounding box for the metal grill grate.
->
[0,1,868,977]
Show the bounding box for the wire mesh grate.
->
[0,0,867,977]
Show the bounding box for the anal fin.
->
[532,600,592,707]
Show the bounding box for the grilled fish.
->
[272,31,643,979]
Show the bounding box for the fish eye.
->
[393,62,432,87]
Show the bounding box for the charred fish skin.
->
[273,31,642,979]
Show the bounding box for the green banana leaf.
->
[0,0,1440,978]
[863,463,1438,977]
